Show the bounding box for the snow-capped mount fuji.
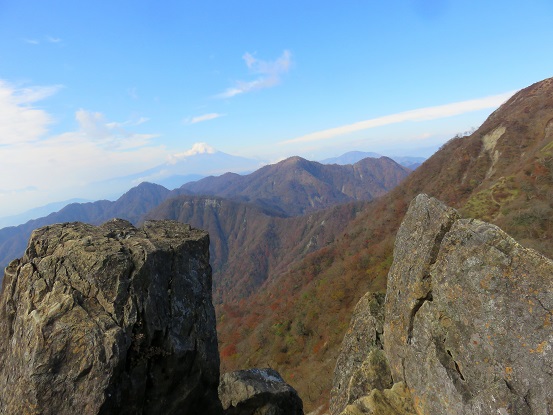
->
[128,143,265,189]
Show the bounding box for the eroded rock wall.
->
[0,219,220,415]
[384,194,553,414]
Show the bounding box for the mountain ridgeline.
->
[0,182,171,275]
[144,195,369,303]
[0,156,409,274]
[176,156,410,216]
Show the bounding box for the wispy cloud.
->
[23,36,62,45]
[281,91,516,145]
[217,50,292,98]
[0,81,62,145]
[106,116,150,129]
[127,87,139,100]
[0,186,37,197]
[184,113,225,124]
[72,109,158,150]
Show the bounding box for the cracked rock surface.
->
[0,219,220,415]
[384,194,553,414]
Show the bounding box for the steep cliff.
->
[0,219,220,415]
[331,194,553,415]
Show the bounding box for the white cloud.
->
[217,50,292,98]
[281,91,516,145]
[73,109,157,150]
[47,36,62,43]
[0,80,167,215]
[0,81,61,145]
[185,113,225,124]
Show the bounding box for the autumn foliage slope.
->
[215,77,553,411]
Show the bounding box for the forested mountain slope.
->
[144,195,370,303]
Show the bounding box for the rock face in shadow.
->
[0,219,220,415]
[219,368,304,415]
[331,194,553,415]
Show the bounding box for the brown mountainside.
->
[144,195,369,303]
[215,76,553,411]
[178,156,410,216]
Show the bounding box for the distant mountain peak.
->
[169,142,217,163]
[322,151,426,169]
[279,155,311,166]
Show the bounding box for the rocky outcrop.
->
[332,194,553,415]
[0,219,220,415]
[330,292,391,414]
[385,194,553,414]
[338,382,416,415]
[219,368,304,415]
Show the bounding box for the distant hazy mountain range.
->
[0,155,410,272]
[321,151,426,169]
[0,144,263,228]
[0,198,90,229]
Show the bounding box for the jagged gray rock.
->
[383,194,553,414]
[383,193,460,380]
[330,292,392,415]
[0,219,220,415]
[219,368,304,415]
[337,382,417,415]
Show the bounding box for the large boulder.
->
[0,219,220,415]
[384,194,553,414]
[219,368,304,415]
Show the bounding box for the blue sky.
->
[1,0,553,216]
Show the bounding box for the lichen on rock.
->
[330,292,392,414]
[332,194,553,415]
[384,194,553,414]
[0,219,220,415]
